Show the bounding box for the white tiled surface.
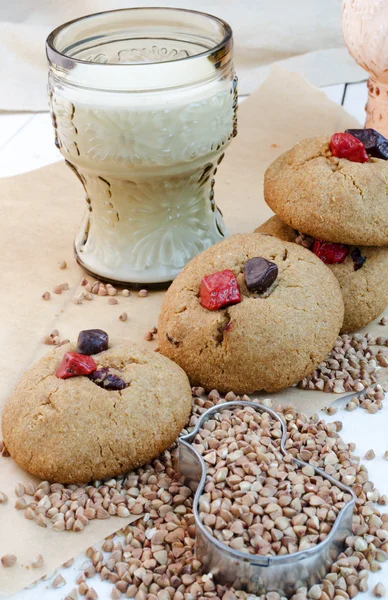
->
[0,113,61,178]
[342,81,369,125]
[4,81,388,600]
[0,114,34,154]
[320,83,346,106]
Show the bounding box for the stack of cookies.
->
[256,130,388,332]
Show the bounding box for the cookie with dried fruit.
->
[264,135,388,246]
[1,338,192,483]
[256,215,388,333]
[158,233,344,393]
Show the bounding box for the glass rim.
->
[46,6,233,69]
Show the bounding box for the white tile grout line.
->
[0,113,36,153]
[347,79,368,85]
[341,83,348,106]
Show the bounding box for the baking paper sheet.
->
[0,68,384,596]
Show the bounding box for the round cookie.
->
[264,135,388,246]
[158,233,344,394]
[256,216,388,333]
[2,339,192,483]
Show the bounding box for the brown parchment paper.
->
[0,67,386,596]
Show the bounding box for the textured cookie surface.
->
[256,216,388,333]
[264,136,388,246]
[2,340,192,483]
[158,233,344,393]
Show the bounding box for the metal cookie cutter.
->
[179,401,356,596]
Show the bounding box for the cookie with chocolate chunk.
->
[158,233,344,394]
[264,136,388,246]
[2,339,192,483]
[256,216,388,333]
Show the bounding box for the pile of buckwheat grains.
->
[345,386,386,414]
[195,405,344,555]
[5,386,387,600]
[298,333,388,394]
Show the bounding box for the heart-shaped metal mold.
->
[179,401,356,596]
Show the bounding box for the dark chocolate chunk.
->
[88,367,127,390]
[345,128,388,160]
[351,247,367,271]
[244,257,278,293]
[77,329,109,355]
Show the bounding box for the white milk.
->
[49,59,236,283]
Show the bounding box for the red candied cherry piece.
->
[200,269,241,311]
[330,132,369,163]
[312,239,348,264]
[56,352,97,379]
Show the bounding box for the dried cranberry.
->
[77,329,108,355]
[351,247,367,271]
[330,132,369,163]
[56,352,97,379]
[88,368,127,390]
[312,240,348,264]
[200,269,241,311]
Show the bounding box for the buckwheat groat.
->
[264,135,388,246]
[256,216,388,333]
[1,339,192,483]
[158,233,344,393]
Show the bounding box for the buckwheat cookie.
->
[158,233,344,394]
[264,135,388,246]
[2,339,192,483]
[256,216,388,333]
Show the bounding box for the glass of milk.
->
[46,8,237,285]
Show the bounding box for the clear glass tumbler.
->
[46,8,237,285]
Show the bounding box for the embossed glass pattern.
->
[46,8,237,284]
